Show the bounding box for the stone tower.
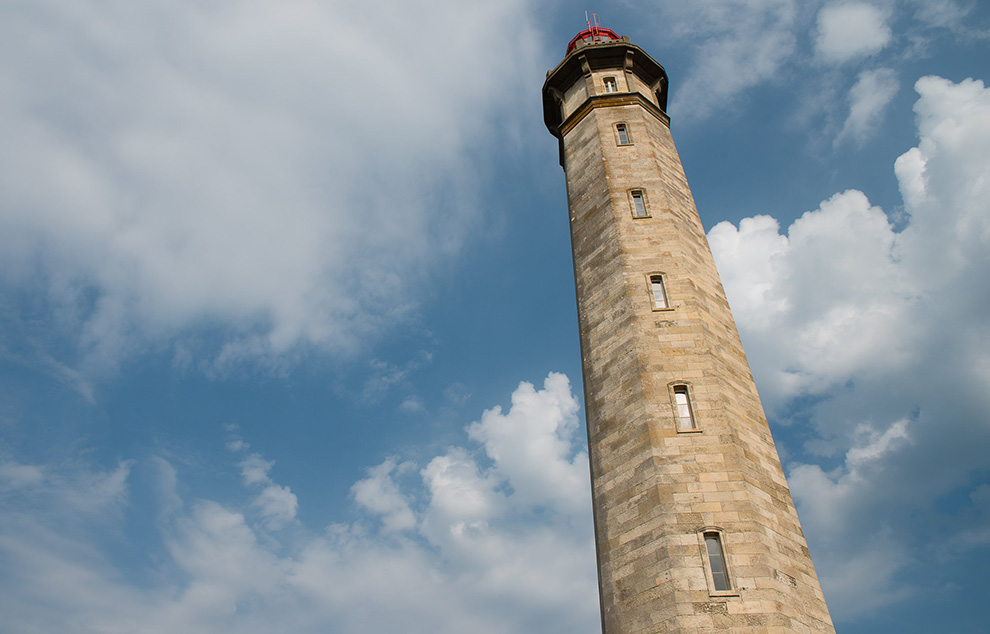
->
[542,27,835,634]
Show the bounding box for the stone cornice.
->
[543,40,669,139]
[558,92,671,138]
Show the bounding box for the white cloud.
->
[0,0,543,372]
[420,448,507,552]
[656,0,801,120]
[150,456,183,520]
[709,189,912,405]
[0,457,131,521]
[0,374,599,633]
[816,2,893,63]
[169,502,289,601]
[702,214,790,331]
[787,419,917,615]
[239,454,273,486]
[837,68,900,145]
[351,458,417,533]
[0,462,45,489]
[237,453,297,528]
[709,75,990,618]
[398,396,427,414]
[466,372,587,514]
[909,0,976,32]
[790,419,912,537]
[225,439,248,452]
[252,484,298,529]
[844,418,911,468]
[895,76,990,259]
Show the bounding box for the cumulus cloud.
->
[816,2,893,63]
[420,448,506,549]
[0,374,598,633]
[237,452,298,528]
[466,372,586,513]
[351,458,417,533]
[168,502,291,618]
[0,0,542,372]
[709,189,912,405]
[837,68,900,145]
[239,454,274,487]
[709,75,990,617]
[251,484,298,529]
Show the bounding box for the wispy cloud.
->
[0,0,544,373]
[709,75,990,617]
[651,0,801,120]
[837,68,900,146]
[0,374,597,633]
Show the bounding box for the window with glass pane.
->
[704,533,730,591]
[632,191,648,218]
[617,123,630,145]
[603,77,617,92]
[673,385,695,430]
[650,275,667,309]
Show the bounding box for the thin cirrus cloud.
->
[0,374,599,634]
[641,0,961,134]
[836,68,900,146]
[655,0,800,120]
[0,0,542,373]
[708,75,990,617]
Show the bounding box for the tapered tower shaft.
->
[543,30,835,634]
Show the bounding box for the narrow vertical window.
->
[704,532,730,591]
[616,123,630,145]
[631,190,648,218]
[603,77,617,93]
[649,275,668,309]
[673,385,695,430]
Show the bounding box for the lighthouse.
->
[543,25,835,633]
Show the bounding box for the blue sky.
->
[1,1,988,632]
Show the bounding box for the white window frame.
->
[603,76,618,93]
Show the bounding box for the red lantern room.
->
[565,16,620,55]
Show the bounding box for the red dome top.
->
[566,26,620,55]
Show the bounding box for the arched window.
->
[672,384,695,430]
[703,531,731,592]
[631,190,649,218]
[616,123,630,145]
[648,274,667,309]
